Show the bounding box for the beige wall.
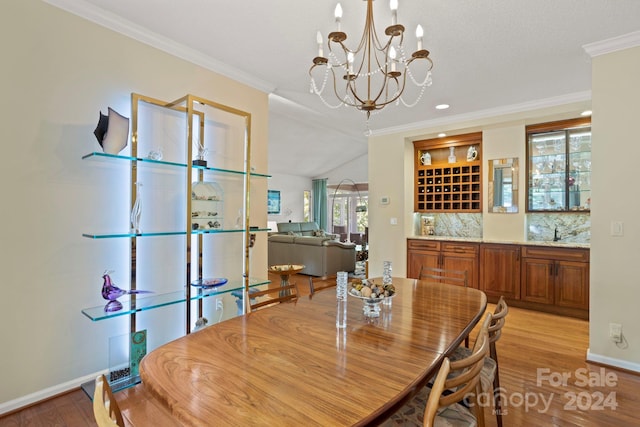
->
[589,45,640,370]
[368,103,589,277]
[369,45,640,373]
[0,0,268,409]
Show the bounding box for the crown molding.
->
[43,0,276,94]
[371,91,592,137]
[583,30,640,57]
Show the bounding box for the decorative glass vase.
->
[130,182,142,234]
[336,271,348,328]
[448,147,457,163]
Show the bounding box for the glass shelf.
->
[82,152,271,178]
[81,278,270,321]
[527,119,591,212]
[82,227,270,239]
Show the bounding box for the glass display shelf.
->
[82,227,270,239]
[82,152,271,178]
[82,278,270,321]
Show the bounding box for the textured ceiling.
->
[49,0,640,177]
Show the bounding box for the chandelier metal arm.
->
[310,0,433,117]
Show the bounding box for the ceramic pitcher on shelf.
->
[420,151,431,165]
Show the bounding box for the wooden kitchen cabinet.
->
[479,243,521,300]
[407,239,479,288]
[409,239,589,318]
[407,239,440,278]
[441,241,479,288]
[521,246,589,318]
[413,132,482,213]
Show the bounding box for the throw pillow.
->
[312,229,326,237]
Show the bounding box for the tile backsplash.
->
[526,213,590,243]
[414,213,483,238]
[412,212,590,243]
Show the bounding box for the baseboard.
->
[0,370,105,416]
[587,349,640,374]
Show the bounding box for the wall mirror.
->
[488,158,518,213]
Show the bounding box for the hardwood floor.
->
[2,275,639,426]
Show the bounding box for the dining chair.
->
[450,296,509,427]
[419,265,470,346]
[249,283,299,311]
[93,374,124,427]
[418,265,468,287]
[382,313,492,427]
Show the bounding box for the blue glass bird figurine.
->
[102,271,152,312]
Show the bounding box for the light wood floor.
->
[2,274,639,426]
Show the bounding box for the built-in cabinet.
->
[407,239,589,319]
[407,239,479,288]
[520,246,589,315]
[81,93,270,391]
[413,133,482,213]
[479,243,520,300]
[526,117,591,212]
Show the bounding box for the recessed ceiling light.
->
[581,110,592,116]
[438,133,447,137]
[435,104,450,110]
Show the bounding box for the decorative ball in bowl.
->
[348,279,396,317]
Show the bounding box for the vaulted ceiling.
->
[49,0,640,177]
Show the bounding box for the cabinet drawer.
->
[407,239,441,251]
[441,242,479,256]
[521,246,589,262]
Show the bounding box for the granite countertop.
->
[408,235,590,249]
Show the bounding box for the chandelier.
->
[309,0,433,118]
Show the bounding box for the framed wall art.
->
[267,190,281,214]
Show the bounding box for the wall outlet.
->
[609,323,622,343]
[216,298,223,311]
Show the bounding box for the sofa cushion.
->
[324,240,356,249]
[299,222,320,235]
[277,222,302,233]
[293,236,331,246]
[268,234,296,243]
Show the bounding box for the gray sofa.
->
[268,222,356,277]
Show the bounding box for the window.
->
[526,118,591,212]
[303,190,311,222]
[329,188,368,244]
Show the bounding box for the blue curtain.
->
[312,178,328,231]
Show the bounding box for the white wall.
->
[0,0,269,409]
[267,173,312,223]
[588,45,640,371]
[266,154,368,228]
[322,154,368,186]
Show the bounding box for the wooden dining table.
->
[139,277,487,426]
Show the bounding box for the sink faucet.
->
[553,227,560,242]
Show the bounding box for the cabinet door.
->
[555,261,589,310]
[407,251,440,279]
[441,254,478,288]
[479,244,520,299]
[521,257,555,304]
[441,242,479,288]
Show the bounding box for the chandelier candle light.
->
[310,0,433,118]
